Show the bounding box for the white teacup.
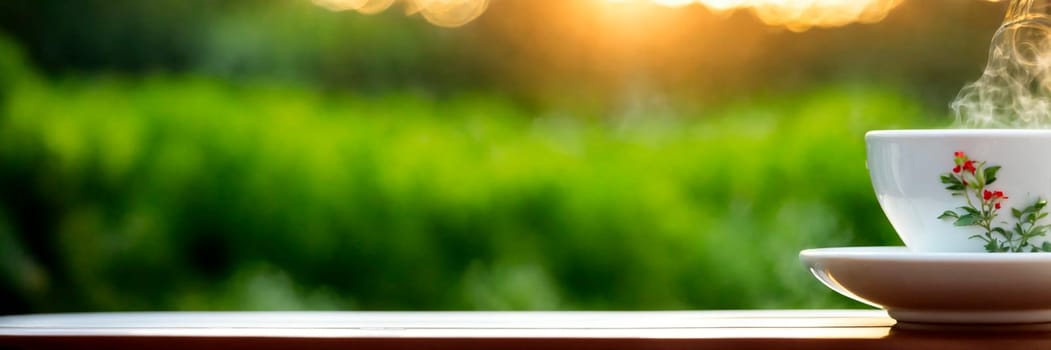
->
[866,130,1051,252]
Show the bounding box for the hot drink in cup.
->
[866,130,1051,252]
[868,0,1051,253]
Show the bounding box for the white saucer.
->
[800,246,1051,324]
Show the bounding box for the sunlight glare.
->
[653,0,697,7]
[314,0,906,29]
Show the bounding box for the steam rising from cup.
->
[953,0,1051,128]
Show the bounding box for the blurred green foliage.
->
[0,31,934,313]
[1,0,1002,314]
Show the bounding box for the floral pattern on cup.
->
[938,151,1051,252]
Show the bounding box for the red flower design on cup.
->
[938,151,1048,252]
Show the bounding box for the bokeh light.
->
[314,0,490,27]
[414,0,490,27]
[314,0,905,30]
[637,0,906,31]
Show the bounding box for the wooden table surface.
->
[3,310,1051,349]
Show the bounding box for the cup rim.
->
[867,129,1051,138]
